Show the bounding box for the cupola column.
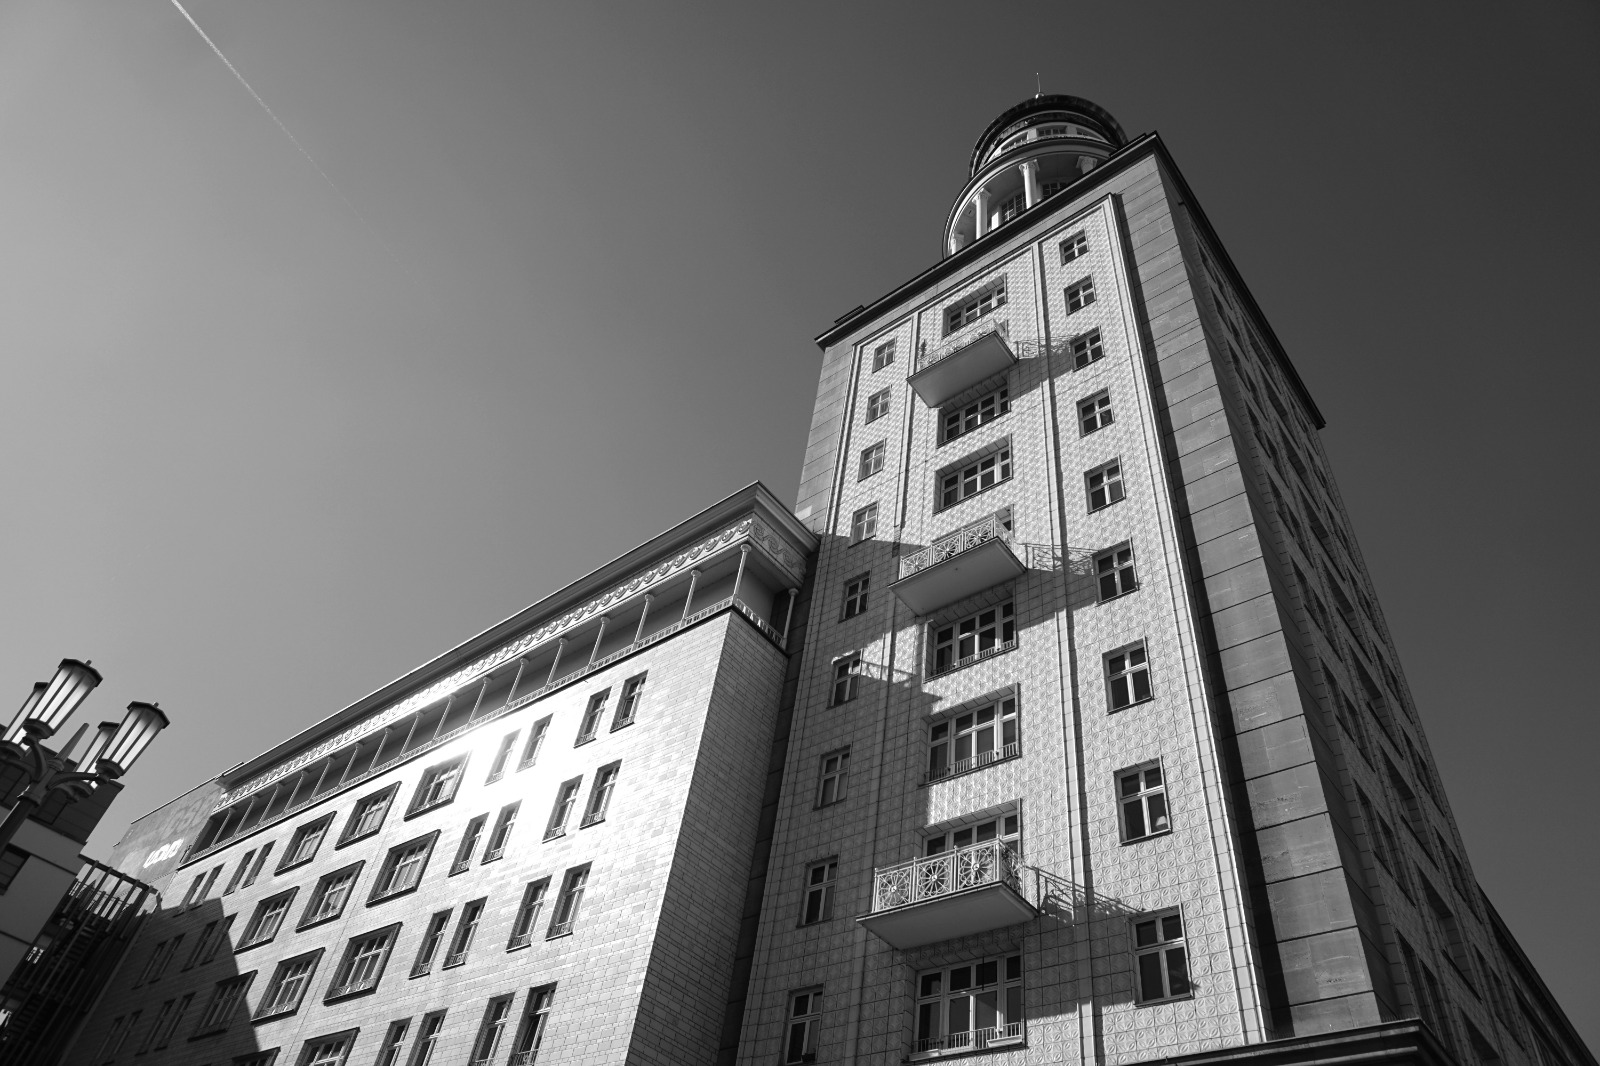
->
[972,187,991,238]
[1020,159,1041,207]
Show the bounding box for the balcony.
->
[909,322,1018,407]
[890,511,1026,615]
[858,841,1036,950]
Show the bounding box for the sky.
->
[1,0,1596,1045]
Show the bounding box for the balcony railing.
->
[547,920,575,938]
[909,321,1018,407]
[873,840,1021,911]
[890,511,1025,616]
[917,319,1010,375]
[915,1022,1024,1057]
[860,839,1036,949]
[901,512,1012,580]
[924,742,1020,784]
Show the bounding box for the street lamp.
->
[0,659,169,851]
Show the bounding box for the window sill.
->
[250,1005,303,1025]
[543,829,567,842]
[481,851,505,863]
[546,925,575,940]
[366,884,423,908]
[579,816,605,829]
[925,640,1017,682]
[1108,695,1154,714]
[335,829,381,851]
[295,913,346,933]
[1119,827,1173,846]
[323,981,381,1004]
[573,735,596,748]
[1096,588,1139,605]
[274,857,315,877]
[1086,498,1124,515]
[403,798,458,822]
[609,717,635,732]
[232,936,278,955]
[1134,992,1193,1008]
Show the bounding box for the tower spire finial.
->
[1035,72,1042,97]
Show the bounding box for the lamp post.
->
[0,659,168,851]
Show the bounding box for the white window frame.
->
[1071,328,1104,369]
[1086,459,1124,511]
[279,815,333,871]
[255,950,322,1020]
[850,503,878,544]
[927,696,1019,782]
[341,784,399,844]
[580,763,620,827]
[519,715,551,770]
[922,812,1020,857]
[451,814,488,875]
[816,749,849,807]
[484,801,520,859]
[865,388,891,423]
[300,863,362,928]
[929,602,1016,677]
[409,756,467,815]
[831,655,862,706]
[938,444,1012,510]
[326,925,398,999]
[297,1031,356,1066]
[913,953,1024,1057]
[1095,543,1138,601]
[507,879,550,950]
[545,777,582,840]
[1060,231,1088,264]
[548,865,589,938]
[613,673,647,729]
[1132,909,1191,1003]
[370,832,437,902]
[240,890,296,948]
[785,989,823,1064]
[801,859,837,925]
[470,995,516,1066]
[1078,390,1113,435]
[858,441,886,480]
[944,282,1007,336]
[486,731,518,783]
[1065,276,1096,313]
[576,689,609,745]
[443,898,486,968]
[872,339,896,372]
[841,575,869,620]
[940,387,1010,446]
[1117,762,1171,842]
[1106,642,1153,711]
[410,909,452,977]
[509,987,555,1065]
[194,972,254,1034]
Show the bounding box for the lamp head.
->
[98,702,168,778]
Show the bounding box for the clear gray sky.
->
[2,0,1595,1043]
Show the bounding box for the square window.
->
[369,832,438,903]
[325,925,398,999]
[408,756,467,816]
[547,864,590,938]
[831,656,862,706]
[786,989,822,1064]
[1133,910,1190,1002]
[1065,277,1096,313]
[865,388,891,423]
[1095,544,1138,601]
[945,282,1007,335]
[279,814,334,872]
[802,860,837,924]
[1106,643,1153,710]
[545,777,582,839]
[1086,460,1124,511]
[930,602,1016,676]
[340,784,399,845]
[841,575,870,620]
[1118,764,1171,841]
[927,696,1018,782]
[816,749,850,807]
[872,339,896,372]
[613,673,646,729]
[940,387,1010,445]
[938,445,1012,510]
[1078,391,1113,435]
[850,503,879,544]
[1071,328,1104,369]
[254,950,323,1020]
[300,863,363,928]
[859,441,886,480]
[915,954,1024,1053]
[1060,231,1088,264]
[240,890,297,949]
[296,1031,356,1066]
[581,763,620,826]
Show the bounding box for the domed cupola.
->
[944,94,1128,256]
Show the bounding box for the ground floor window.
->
[914,954,1023,1055]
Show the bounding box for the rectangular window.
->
[519,716,551,770]
[786,990,822,1064]
[945,282,1007,335]
[470,995,515,1066]
[255,950,323,1020]
[0,846,28,893]
[279,814,334,871]
[548,865,589,938]
[1078,390,1113,434]
[545,778,582,839]
[153,993,192,1048]
[507,878,550,950]
[443,898,487,968]
[1107,643,1153,710]
[410,909,452,977]
[1065,277,1096,313]
[576,689,608,744]
[613,673,646,729]
[1133,910,1190,1002]
[300,863,363,928]
[234,1052,281,1066]
[850,503,878,544]
[817,749,850,807]
[296,1031,355,1066]
[242,841,273,888]
[486,731,518,784]
[1071,328,1104,369]
[222,848,255,896]
[195,973,255,1034]
[240,890,296,949]
[858,441,886,480]
[1060,231,1088,264]
[184,919,222,969]
[915,954,1024,1054]
[581,765,619,827]
[370,832,438,902]
[927,696,1018,782]
[451,815,488,875]
[484,801,521,859]
[410,1011,447,1066]
[326,924,398,999]
[150,934,183,981]
[930,602,1016,675]
[831,656,862,706]
[112,1010,140,1057]
[802,860,837,924]
[842,575,870,620]
[373,1019,410,1066]
[938,445,1012,509]
[923,813,1019,857]
[865,388,891,423]
[940,387,1010,445]
[341,784,399,844]
[139,998,175,1053]
[179,871,206,908]
[1095,544,1138,600]
[190,865,222,907]
[97,1014,129,1060]
[1086,459,1124,511]
[408,756,467,816]
[510,987,554,1065]
[872,339,896,372]
[201,915,233,965]
[1118,764,1171,841]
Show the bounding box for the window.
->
[255,950,322,1020]
[941,448,1013,514]
[872,339,896,372]
[931,602,1016,675]
[1065,277,1096,313]
[139,998,175,1053]
[110,1010,140,1057]
[576,689,608,744]
[485,801,520,859]
[408,756,467,816]
[945,282,1007,335]
[373,1019,410,1066]
[452,815,488,874]
[841,575,870,620]
[802,860,837,924]
[1118,764,1171,841]
[179,871,206,908]
[200,915,233,965]
[581,765,619,827]
[326,925,398,998]
[151,993,191,1049]
[235,1052,281,1066]
[613,673,646,729]
[816,749,850,807]
[240,890,296,949]
[850,503,878,543]
[186,865,222,907]
[1107,643,1153,710]
[469,995,515,1066]
[222,847,255,895]
[184,918,223,969]
[486,731,518,783]
[941,388,1010,444]
[519,716,551,770]
[1086,460,1124,511]
[194,973,254,1035]
[915,954,1024,1054]
[409,1011,447,1066]
[858,441,886,480]
[441,898,486,968]
[280,814,334,871]
[1078,391,1113,434]
[296,1032,355,1066]
[786,990,822,1064]
[924,813,1019,857]
[831,656,862,706]
[1133,910,1190,1002]
[1070,328,1105,370]
[507,879,550,950]
[300,863,363,927]
[865,388,891,423]
[1060,231,1088,263]
[927,696,1018,781]
[548,865,589,938]
[1095,544,1138,600]
[370,832,438,902]
[242,842,273,888]
[410,909,452,977]
[340,784,398,844]
[509,986,555,1066]
[148,934,183,981]
[546,777,582,839]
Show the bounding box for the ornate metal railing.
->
[923,742,1020,784]
[915,1022,1024,1055]
[871,840,1021,912]
[900,511,1013,580]
[916,318,1010,374]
